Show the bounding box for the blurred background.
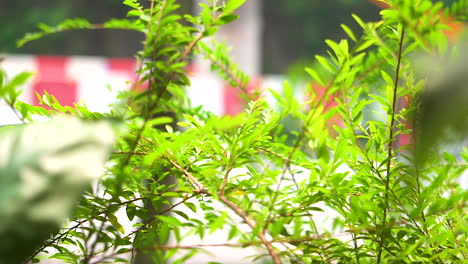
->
[0,0,395,119]
[0,0,386,74]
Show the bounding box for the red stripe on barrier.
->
[33,56,77,107]
[222,78,261,116]
[185,63,196,75]
[396,95,413,149]
[223,85,244,116]
[308,84,343,129]
[107,58,148,91]
[107,58,137,74]
[36,56,68,82]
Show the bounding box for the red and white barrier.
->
[2,55,414,150]
[1,55,276,117]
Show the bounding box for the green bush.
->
[1,0,467,263]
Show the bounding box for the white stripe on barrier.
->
[2,55,262,116]
[67,56,110,112]
[2,55,36,103]
[189,73,225,116]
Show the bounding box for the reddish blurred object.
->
[368,0,465,150]
[308,84,343,131]
[369,0,465,44]
[33,56,77,107]
[107,58,146,91]
[442,16,465,43]
[223,78,262,116]
[107,58,136,74]
[14,55,265,116]
[395,95,413,150]
[368,0,390,9]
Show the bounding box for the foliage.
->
[1,0,467,263]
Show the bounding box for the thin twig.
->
[198,47,252,99]
[377,26,405,264]
[165,155,207,193]
[217,194,282,264]
[165,151,281,263]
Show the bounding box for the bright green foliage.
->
[3,0,468,264]
[198,41,252,97]
[0,70,32,111]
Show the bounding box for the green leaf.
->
[184,202,197,213]
[58,18,91,29]
[355,39,376,52]
[123,0,141,10]
[161,192,181,197]
[18,18,91,47]
[103,18,144,31]
[352,13,366,29]
[17,32,44,47]
[315,55,336,73]
[148,116,174,127]
[0,72,32,102]
[325,39,340,56]
[214,14,239,26]
[202,27,219,37]
[224,0,247,12]
[173,210,189,221]
[126,204,137,221]
[127,9,142,17]
[341,24,357,42]
[109,214,125,234]
[0,69,4,88]
[227,225,238,241]
[116,248,132,254]
[200,3,213,27]
[380,70,394,87]
[305,67,325,85]
[114,257,130,262]
[369,94,391,111]
[157,215,182,226]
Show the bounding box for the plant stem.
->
[217,194,282,264]
[377,26,405,264]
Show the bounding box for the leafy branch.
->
[377,25,405,264]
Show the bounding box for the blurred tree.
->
[0,0,192,57]
[262,0,382,73]
[0,1,70,54]
[2,0,461,72]
[1,0,382,69]
[263,0,462,74]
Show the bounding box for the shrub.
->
[1,0,467,263]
